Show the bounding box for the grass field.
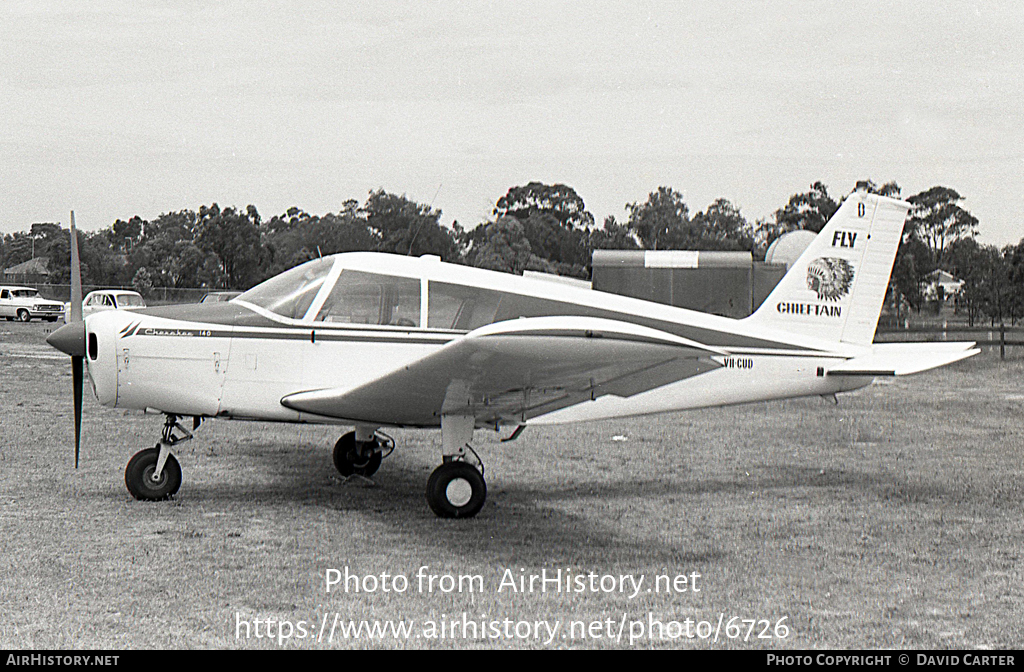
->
[1,321,1022,649]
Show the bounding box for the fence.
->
[28,284,214,306]
[875,325,1023,360]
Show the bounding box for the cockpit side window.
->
[427,282,501,330]
[315,270,421,327]
[236,257,334,320]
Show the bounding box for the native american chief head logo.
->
[806,257,854,301]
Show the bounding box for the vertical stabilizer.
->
[744,192,910,346]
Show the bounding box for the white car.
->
[80,290,147,318]
[0,285,66,322]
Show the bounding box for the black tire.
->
[17,310,30,322]
[332,432,382,477]
[426,461,486,518]
[125,447,182,500]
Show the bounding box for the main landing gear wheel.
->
[426,461,486,519]
[125,447,182,501]
[333,431,383,477]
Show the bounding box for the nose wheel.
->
[124,414,196,501]
[125,447,182,500]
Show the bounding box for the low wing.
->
[827,342,979,376]
[281,316,725,427]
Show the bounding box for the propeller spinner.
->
[45,211,86,467]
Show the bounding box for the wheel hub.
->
[348,443,377,468]
[144,466,167,486]
[445,478,473,506]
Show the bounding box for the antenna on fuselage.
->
[407,183,443,255]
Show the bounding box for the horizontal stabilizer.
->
[827,342,979,376]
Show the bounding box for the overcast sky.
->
[1,1,1021,245]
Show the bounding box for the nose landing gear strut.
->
[124,414,198,500]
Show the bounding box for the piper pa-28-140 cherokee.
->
[47,194,978,518]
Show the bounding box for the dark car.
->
[199,291,242,303]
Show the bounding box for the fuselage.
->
[81,252,873,429]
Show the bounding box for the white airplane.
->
[47,194,978,518]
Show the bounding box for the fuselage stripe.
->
[119,324,851,358]
[123,326,455,345]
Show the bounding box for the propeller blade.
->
[48,212,87,356]
[73,355,83,468]
[70,211,84,468]
[70,211,82,323]
[44,210,88,467]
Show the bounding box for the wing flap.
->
[281,316,723,426]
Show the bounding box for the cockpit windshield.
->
[236,257,334,320]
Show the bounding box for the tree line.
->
[1,180,1018,325]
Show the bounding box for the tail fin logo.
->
[806,257,854,301]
